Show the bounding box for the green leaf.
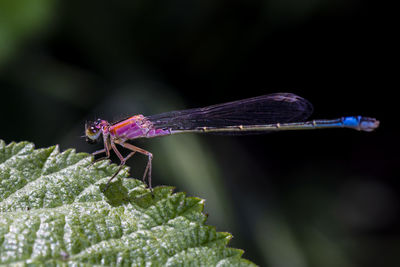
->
[0,140,256,266]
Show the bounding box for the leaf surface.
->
[0,140,255,266]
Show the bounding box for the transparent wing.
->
[147,93,313,133]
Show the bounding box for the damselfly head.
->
[85,119,103,144]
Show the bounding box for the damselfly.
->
[85,93,379,191]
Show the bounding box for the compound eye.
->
[85,122,102,142]
[89,126,97,134]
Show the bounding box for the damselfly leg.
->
[115,140,153,191]
[94,138,153,192]
[102,145,136,192]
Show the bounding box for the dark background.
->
[0,1,397,266]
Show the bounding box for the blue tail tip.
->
[342,116,380,132]
[359,117,380,132]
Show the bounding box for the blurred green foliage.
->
[0,0,55,65]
